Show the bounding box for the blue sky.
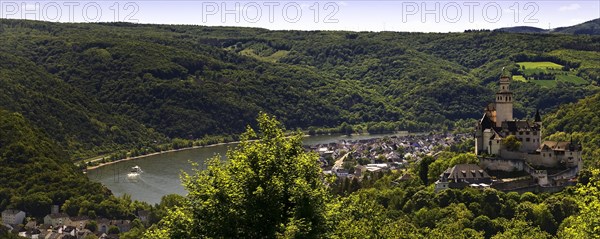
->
[1,1,598,32]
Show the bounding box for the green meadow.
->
[514,61,588,87]
[518,61,563,70]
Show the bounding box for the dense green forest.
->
[0,110,151,219]
[0,19,598,159]
[544,92,600,168]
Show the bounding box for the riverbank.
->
[85,141,243,171]
[84,131,415,171]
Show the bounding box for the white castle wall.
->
[517,131,542,152]
[528,152,559,168]
[479,157,524,172]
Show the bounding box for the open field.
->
[556,74,588,85]
[514,61,588,87]
[513,75,527,82]
[517,61,563,70]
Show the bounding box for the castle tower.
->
[495,76,513,127]
[535,109,542,126]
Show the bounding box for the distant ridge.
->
[495,26,548,34]
[495,18,600,35]
[553,18,600,35]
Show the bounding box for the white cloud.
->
[559,4,581,12]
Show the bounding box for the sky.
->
[0,0,598,32]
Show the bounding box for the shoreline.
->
[85,140,244,171]
[84,131,415,171]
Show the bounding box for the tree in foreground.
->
[558,169,600,238]
[144,113,329,238]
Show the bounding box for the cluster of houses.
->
[309,133,471,179]
[1,206,149,239]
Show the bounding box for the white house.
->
[1,209,26,225]
[43,213,70,227]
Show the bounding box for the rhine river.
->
[87,132,409,204]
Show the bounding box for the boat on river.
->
[127,165,143,177]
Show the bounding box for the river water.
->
[87,132,409,204]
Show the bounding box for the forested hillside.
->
[496,18,600,35]
[0,110,149,219]
[0,19,598,159]
[553,18,600,35]
[0,53,163,159]
[544,92,600,168]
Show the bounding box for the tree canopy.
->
[145,113,329,238]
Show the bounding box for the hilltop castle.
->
[475,76,543,155]
[436,74,583,193]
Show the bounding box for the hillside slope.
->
[553,18,600,35]
[495,18,600,35]
[0,52,163,158]
[0,110,117,217]
[0,19,598,158]
[544,92,600,167]
[496,26,548,34]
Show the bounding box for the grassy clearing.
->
[515,61,590,87]
[556,74,588,85]
[513,75,527,82]
[517,61,563,70]
[239,49,289,63]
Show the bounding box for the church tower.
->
[495,76,513,127]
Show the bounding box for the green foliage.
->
[0,226,25,239]
[491,219,552,239]
[85,221,98,232]
[418,156,435,185]
[148,194,185,225]
[518,61,563,70]
[108,225,120,234]
[145,113,329,238]
[0,109,131,218]
[0,51,164,159]
[120,219,146,239]
[558,169,600,238]
[503,135,522,152]
[544,92,600,167]
[326,188,421,238]
[427,152,479,184]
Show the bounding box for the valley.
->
[0,17,599,239]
